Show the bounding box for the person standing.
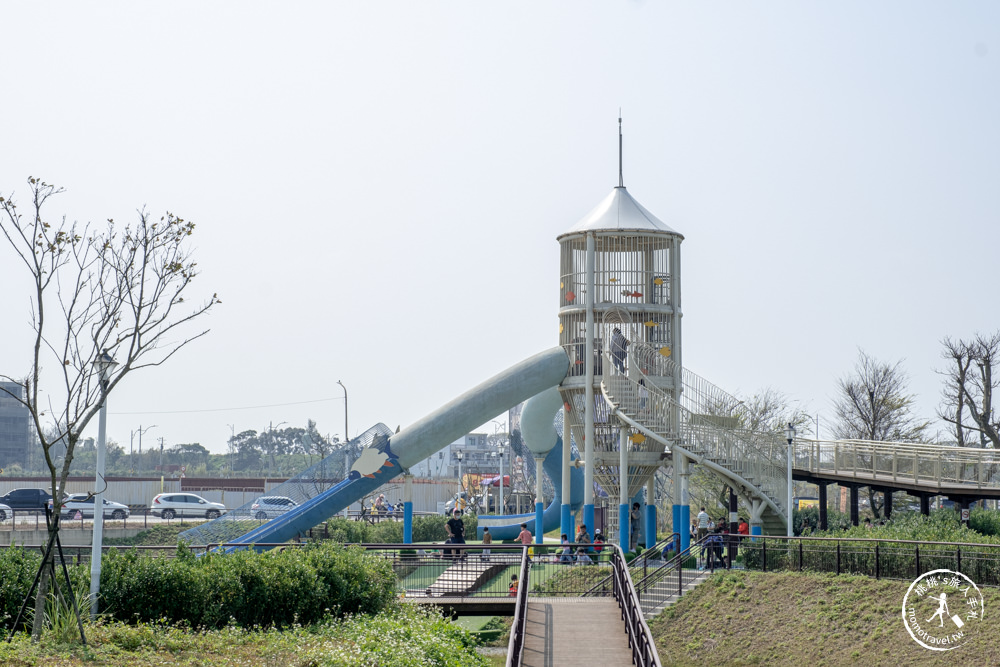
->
[593,530,605,561]
[697,507,710,541]
[447,509,466,559]
[611,327,629,374]
[576,524,591,548]
[481,526,492,561]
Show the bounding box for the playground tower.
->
[556,121,684,552]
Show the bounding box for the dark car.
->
[0,488,53,510]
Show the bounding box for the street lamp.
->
[785,422,796,538]
[337,380,349,479]
[90,350,118,618]
[130,424,157,475]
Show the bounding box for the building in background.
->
[0,381,32,468]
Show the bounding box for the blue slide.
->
[475,437,583,541]
[181,347,571,550]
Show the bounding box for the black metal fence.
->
[740,535,1000,586]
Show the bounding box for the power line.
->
[111,396,342,416]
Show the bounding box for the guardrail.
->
[506,546,531,667]
[610,544,662,667]
[793,438,1000,491]
[740,535,1000,586]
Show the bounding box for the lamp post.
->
[90,350,118,618]
[337,380,349,478]
[130,424,156,475]
[785,422,796,538]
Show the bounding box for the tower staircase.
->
[601,342,790,534]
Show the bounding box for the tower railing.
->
[602,343,789,519]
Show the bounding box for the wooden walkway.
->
[521,597,633,667]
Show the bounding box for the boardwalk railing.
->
[793,438,1000,491]
[609,544,663,667]
[740,535,1000,586]
[506,546,531,667]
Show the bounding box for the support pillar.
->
[561,413,572,540]
[645,476,656,549]
[535,456,545,545]
[679,455,691,553]
[619,426,630,554]
[849,486,859,526]
[818,482,828,531]
[403,473,414,544]
[883,489,893,519]
[920,495,930,516]
[728,487,738,564]
[583,232,596,543]
[749,499,764,537]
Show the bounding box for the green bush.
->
[0,546,43,628]
[96,542,396,629]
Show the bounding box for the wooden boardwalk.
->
[521,597,633,667]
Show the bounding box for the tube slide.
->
[191,347,570,550]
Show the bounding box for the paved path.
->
[521,597,633,667]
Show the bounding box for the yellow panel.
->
[658,347,671,357]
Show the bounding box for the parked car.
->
[60,493,130,520]
[0,502,11,522]
[0,488,53,510]
[150,493,226,520]
[250,496,298,520]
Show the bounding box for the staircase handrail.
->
[609,543,663,667]
[505,546,532,667]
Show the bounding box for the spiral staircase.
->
[601,342,789,534]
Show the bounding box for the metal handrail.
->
[610,544,663,666]
[505,546,531,667]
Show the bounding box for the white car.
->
[0,502,11,522]
[61,493,130,520]
[151,492,226,520]
[250,496,298,520]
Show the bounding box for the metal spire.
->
[618,112,624,188]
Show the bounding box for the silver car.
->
[250,495,298,520]
[0,502,11,522]
[151,492,226,520]
[61,493,130,520]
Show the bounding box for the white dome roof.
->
[559,186,682,239]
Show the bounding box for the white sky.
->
[1,3,997,454]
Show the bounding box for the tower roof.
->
[558,186,682,240]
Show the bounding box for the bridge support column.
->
[818,483,828,531]
[645,476,656,549]
[849,486,859,526]
[403,473,414,544]
[679,455,691,553]
[749,499,765,537]
[728,487,738,565]
[920,495,930,516]
[883,489,893,519]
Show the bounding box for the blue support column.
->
[535,501,544,544]
[672,504,681,543]
[679,504,690,554]
[403,502,413,544]
[750,525,762,536]
[561,503,572,541]
[645,504,656,550]
[582,503,595,544]
[618,503,630,553]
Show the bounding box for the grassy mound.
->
[650,570,1000,666]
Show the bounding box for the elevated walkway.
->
[521,597,633,666]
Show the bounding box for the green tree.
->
[0,178,219,639]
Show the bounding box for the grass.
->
[0,602,490,666]
[650,569,1000,666]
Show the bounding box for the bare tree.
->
[833,349,930,518]
[738,387,813,436]
[0,178,219,638]
[939,333,1000,449]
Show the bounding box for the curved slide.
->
[476,386,584,540]
[182,347,571,550]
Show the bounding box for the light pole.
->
[337,380,349,479]
[130,424,156,475]
[90,350,118,618]
[785,422,796,538]
[227,424,236,475]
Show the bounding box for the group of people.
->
[694,506,751,570]
[558,524,604,564]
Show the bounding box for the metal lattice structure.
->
[179,423,394,545]
[602,341,789,519]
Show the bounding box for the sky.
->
[1,2,998,455]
